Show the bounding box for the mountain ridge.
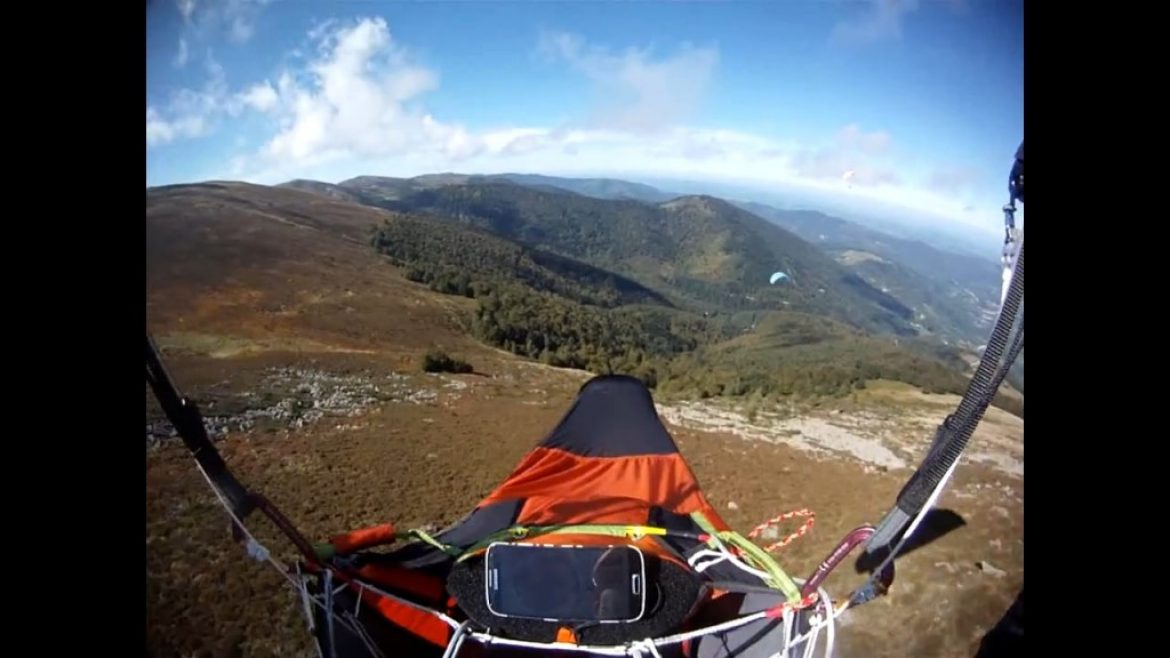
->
[278,172,1002,347]
[348,179,919,337]
[146,179,1021,415]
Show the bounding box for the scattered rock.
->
[727,501,739,511]
[976,560,1006,577]
[989,538,1003,551]
[426,453,438,460]
[656,402,906,469]
[146,367,440,443]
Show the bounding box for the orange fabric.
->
[330,523,397,553]
[556,626,579,644]
[481,448,718,526]
[359,587,451,648]
[350,563,446,603]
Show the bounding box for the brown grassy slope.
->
[145,183,1021,658]
[146,182,494,367]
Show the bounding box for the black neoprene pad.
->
[446,552,704,645]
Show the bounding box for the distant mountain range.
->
[283,172,681,205]
[311,176,920,336]
[282,173,1004,344]
[151,173,1021,411]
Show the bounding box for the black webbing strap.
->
[146,333,255,518]
[864,242,1022,554]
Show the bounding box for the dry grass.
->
[145,184,1022,658]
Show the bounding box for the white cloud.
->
[252,17,453,167]
[537,30,718,132]
[147,107,207,146]
[789,124,900,187]
[831,0,921,46]
[147,18,999,233]
[237,81,278,113]
[175,0,269,45]
[837,123,892,154]
[174,37,189,68]
[230,15,254,43]
[147,53,229,145]
[164,0,273,110]
[178,0,196,23]
[927,164,982,194]
[245,124,987,232]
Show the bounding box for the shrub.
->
[422,349,473,374]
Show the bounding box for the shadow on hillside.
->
[853,508,968,574]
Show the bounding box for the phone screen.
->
[485,543,645,622]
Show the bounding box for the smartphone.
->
[484,542,647,623]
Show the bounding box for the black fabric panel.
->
[446,551,702,648]
[974,589,1023,657]
[541,375,680,457]
[376,499,525,570]
[647,507,770,589]
[648,507,705,535]
[435,498,526,547]
[682,556,769,589]
[691,592,798,658]
[648,506,711,578]
[678,542,769,589]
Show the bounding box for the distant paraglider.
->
[769,271,790,285]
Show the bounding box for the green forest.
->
[370,211,1022,418]
[371,182,918,336]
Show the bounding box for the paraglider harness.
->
[146,142,1023,658]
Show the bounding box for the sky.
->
[145,0,1024,239]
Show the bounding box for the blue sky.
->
[146,0,1023,237]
